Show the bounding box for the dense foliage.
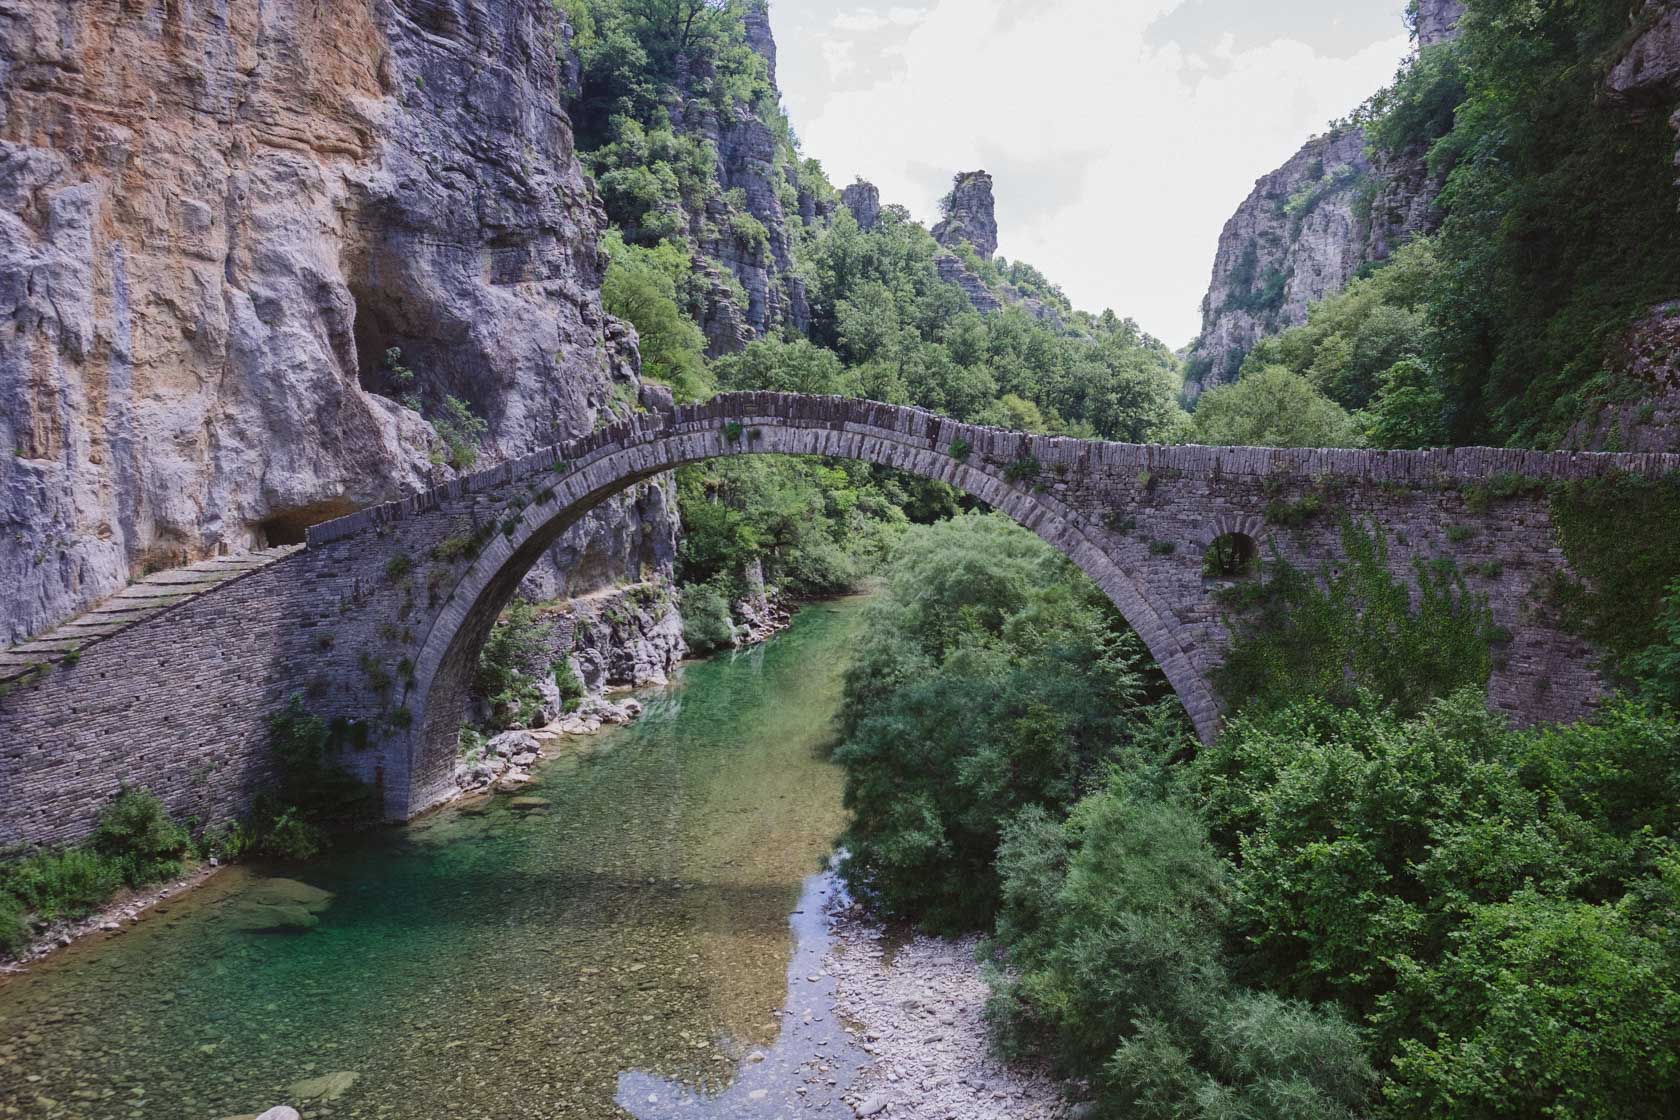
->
[831,503,1680,1116]
[1191,365,1362,448]
[832,515,1188,930]
[1238,241,1443,448]
[989,773,1375,1120]
[1194,693,1680,1116]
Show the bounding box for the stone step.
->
[110,586,192,602]
[8,637,83,653]
[136,570,236,587]
[51,619,130,637]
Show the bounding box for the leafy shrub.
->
[1002,455,1040,483]
[833,515,1188,930]
[1192,366,1363,448]
[0,848,123,923]
[1384,887,1680,1119]
[473,599,551,730]
[0,893,27,957]
[242,695,377,860]
[729,211,771,259]
[553,660,587,713]
[601,230,712,401]
[91,789,190,886]
[987,772,1375,1119]
[680,580,736,655]
[431,395,488,471]
[0,787,200,955]
[261,808,324,862]
[1193,690,1680,1116]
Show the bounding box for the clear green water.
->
[0,598,869,1120]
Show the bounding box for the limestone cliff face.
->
[1415,0,1466,48]
[0,0,676,645]
[1184,129,1374,396]
[931,170,999,260]
[1184,4,1465,398]
[662,1,820,356]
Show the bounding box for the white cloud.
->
[772,0,1413,347]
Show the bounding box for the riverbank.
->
[1,862,226,972]
[824,897,1073,1120]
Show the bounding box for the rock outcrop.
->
[1566,301,1680,453]
[1184,4,1465,398]
[841,180,882,231]
[0,0,677,646]
[931,170,999,260]
[660,1,817,355]
[1184,129,1374,396]
[559,582,686,692]
[1415,0,1466,48]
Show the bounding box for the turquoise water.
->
[0,599,869,1120]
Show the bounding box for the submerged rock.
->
[288,1071,359,1102]
[223,879,334,934]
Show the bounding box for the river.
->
[0,597,873,1119]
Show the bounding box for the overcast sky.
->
[770,0,1416,348]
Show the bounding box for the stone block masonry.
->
[5,393,1677,849]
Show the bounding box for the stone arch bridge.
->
[3,393,1674,846]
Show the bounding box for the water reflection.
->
[617,870,869,1118]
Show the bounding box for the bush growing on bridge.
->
[240,696,378,860]
[1212,518,1495,716]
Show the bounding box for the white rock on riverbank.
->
[452,695,645,793]
[824,904,1070,1120]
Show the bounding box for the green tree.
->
[1192,366,1362,448]
[601,230,712,401]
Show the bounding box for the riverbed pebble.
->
[825,904,1070,1120]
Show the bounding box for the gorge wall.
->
[1182,0,1465,397]
[0,0,677,648]
[651,0,827,355]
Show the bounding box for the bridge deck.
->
[0,547,302,685]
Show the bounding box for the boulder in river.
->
[223,879,334,934]
[289,1070,359,1101]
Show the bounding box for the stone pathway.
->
[0,546,300,684]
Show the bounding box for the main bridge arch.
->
[315,393,1229,818]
